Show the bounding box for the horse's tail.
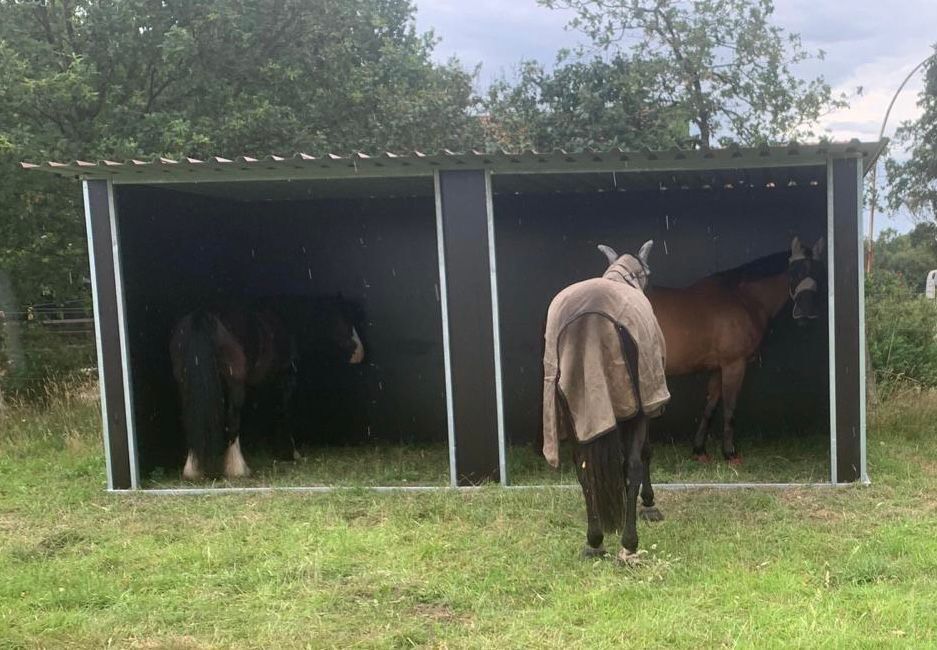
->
[573,323,642,534]
[176,310,226,477]
[576,430,626,533]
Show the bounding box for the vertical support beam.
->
[434,170,501,485]
[831,158,864,483]
[83,180,133,489]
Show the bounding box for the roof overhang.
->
[22,140,886,185]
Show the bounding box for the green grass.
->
[1,385,936,648]
[143,427,827,488]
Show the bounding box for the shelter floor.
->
[143,433,829,488]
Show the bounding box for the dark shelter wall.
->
[493,182,830,452]
[116,185,446,476]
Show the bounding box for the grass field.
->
[1,386,936,648]
[142,429,828,489]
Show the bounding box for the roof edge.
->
[21,140,886,183]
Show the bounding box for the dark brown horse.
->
[647,237,824,463]
[170,296,364,480]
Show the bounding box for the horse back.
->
[217,305,294,385]
[648,280,764,375]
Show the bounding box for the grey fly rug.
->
[542,256,671,468]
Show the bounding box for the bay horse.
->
[543,241,671,564]
[170,296,365,480]
[647,237,825,463]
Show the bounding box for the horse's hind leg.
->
[692,371,722,461]
[720,360,746,464]
[574,443,607,558]
[639,437,664,522]
[223,379,250,478]
[618,417,646,564]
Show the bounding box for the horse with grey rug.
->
[542,241,670,564]
[170,295,365,480]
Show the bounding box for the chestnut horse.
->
[170,296,364,480]
[647,237,824,463]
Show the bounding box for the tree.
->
[483,53,689,151]
[539,0,847,148]
[0,0,480,159]
[886,47,937,223]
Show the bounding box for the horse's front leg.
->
[618,417,647,565]
[692,370,721,462]
[720,360,747,464]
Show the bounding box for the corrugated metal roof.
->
[21,140,885,184]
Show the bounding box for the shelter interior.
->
[491,165,831,484]
[115,178,450,487]
[114,162,832,487]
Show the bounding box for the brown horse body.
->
[647,238,824,462]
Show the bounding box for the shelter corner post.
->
[83,179,138,489]
[829,157,865,483]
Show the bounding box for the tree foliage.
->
[483,53,689,151]
[539,0,846,148]
[873,223,937,294]
[886,47,937,223]
[0,0,480,159]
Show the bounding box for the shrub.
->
[865,269,937,388]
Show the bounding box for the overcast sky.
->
[414,0,936,232]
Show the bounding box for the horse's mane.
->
[711,250,790,286]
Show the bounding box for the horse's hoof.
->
[615,547,645,566]
[581,546,608,559]
[692,453,712,463]
[640,506,664,522]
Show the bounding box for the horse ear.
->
[637,240,654,266]
[790,236,804,256]
[597,244,619,265]
[812,237,825,259]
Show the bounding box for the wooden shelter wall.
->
[492,186,830,451]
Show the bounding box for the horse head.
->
[597,240,654,291]
[788,236,824,326]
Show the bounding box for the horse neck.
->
[737,272,789,324]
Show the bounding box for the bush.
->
[865,269,937,388]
